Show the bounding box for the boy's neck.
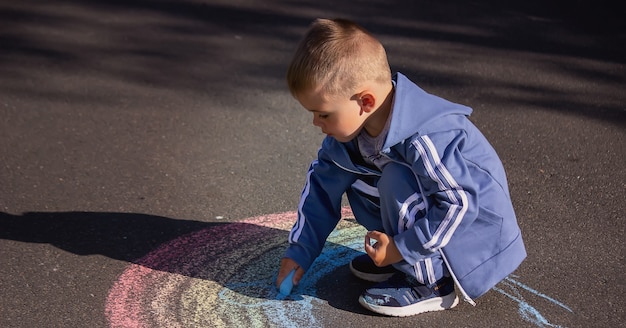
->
[363,83,394,138]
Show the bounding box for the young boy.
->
[276,18,526,317]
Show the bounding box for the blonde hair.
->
[287,18,391,98]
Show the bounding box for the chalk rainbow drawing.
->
[105,208,572,327]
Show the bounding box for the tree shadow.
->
[0,0,623,123]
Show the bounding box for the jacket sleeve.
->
[393,131,480,262]
[285,143,356,271]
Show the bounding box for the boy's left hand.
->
[364,230,403,267]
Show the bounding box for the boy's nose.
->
[312,116,322,127]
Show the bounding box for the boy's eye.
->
[318,114,329,119]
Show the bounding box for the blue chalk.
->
[279,270,295,296]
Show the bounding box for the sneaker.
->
[359,272,458,317]
[349,253,397,282]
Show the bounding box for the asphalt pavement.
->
[1,0,624,327]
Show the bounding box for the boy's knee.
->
[379,163,416,192]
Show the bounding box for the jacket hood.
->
[382,73,473,150]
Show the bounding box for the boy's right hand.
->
[276,257,305,289]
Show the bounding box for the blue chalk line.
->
[493,275,573,328]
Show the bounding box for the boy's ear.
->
[359,92,376,113]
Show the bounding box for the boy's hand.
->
[364,230,403,267]
[276,257,305,289]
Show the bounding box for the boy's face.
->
[297,89,368,143]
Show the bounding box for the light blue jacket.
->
[286,72,526,301]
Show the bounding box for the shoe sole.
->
[349,262,395,282]
[358,292,459,317]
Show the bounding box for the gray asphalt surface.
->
[1,0,624,327]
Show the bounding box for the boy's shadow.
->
[0,211,369,314]
[0,211,214,269]
[314,262,378,315]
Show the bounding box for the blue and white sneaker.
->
[359,272,459,317]
[349,253,397,282]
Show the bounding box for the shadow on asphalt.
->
[0,210,370,312]
[0,0,623,123]
[0,211,214,266]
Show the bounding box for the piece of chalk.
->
[279,270,295,295]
